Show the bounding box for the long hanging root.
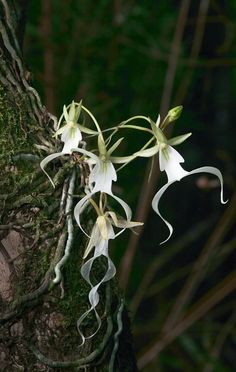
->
[109,299,124,372]
[53,170,76,284]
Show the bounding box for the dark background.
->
[23,1,236,370]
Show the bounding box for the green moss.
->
[58,233,90,323]
[0,84,36,163]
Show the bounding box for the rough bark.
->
[0,1,138,371]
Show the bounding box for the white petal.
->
[68,101,76,121]
[152,181,176,244]
[54,124,68,136]
[77,239,116,345]
[81,242,104,284]
[168,132,192,146]
[61,126,82,153]
[106,219,116,240]
[156,115,161,127]
[40,152,64,187]
[72,147,100,163]
[77,305,101,346]
[88,162,100,190]
[152,165,227,245]
[107,211,143,228]
[188,166,227,204]
[135,144,159,158]
[111,194,133,238]
[83,223,101,259]
[63,105,69,123]
[74,194,93,238]
[60,125,70,142]
[110,154,137,164]
[160,146,187,182]
[90,160,117,194]
[62,137,78,154]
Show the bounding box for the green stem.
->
[119,124,153,134]
[81,105,103,136]
[116,136,156,172]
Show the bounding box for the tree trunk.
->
[0,1,138,370]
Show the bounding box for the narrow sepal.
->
[168,132,192,146]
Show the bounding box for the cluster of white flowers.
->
[41,102,227,344]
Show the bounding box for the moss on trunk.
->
[0,2,138,371]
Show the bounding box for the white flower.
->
[77,212,142,345]
[55,101,82,154]
[40,101,83,186]
[159,145,188,181]
[152,144,227,244]
[72,147,132,237]
[60,125,82,154]
[77,216,116,345]
[89,157,117,194]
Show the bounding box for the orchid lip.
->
[72,147,132,238]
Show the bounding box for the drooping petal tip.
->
[152,181,176,245]
[188,166,228,205]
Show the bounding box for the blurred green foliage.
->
[24,1,236,370]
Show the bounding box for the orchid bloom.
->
[55,101,82,154]
[153,143,227,244]
[133,108,227,244]
[77,211,142,345]
[73,135,134,237]
[77,216,116,345]
[149,111,227,244]
[40,101,83,186]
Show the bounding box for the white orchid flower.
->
[131,109,227,244]
[40,101,100,187]
[152,143,227,244]
[77,217,116,345]
[55,100,83,154]
[77,212,142,345]
[73,136,134,237]
[40,101,84,186]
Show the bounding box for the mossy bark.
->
[0,1,138,371]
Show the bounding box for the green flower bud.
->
[168,106,183,122]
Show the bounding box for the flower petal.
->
[72,147,100,163]
[74,194,93,238]
[61,126,82,153]
[152,181,176,244]
[77,239,116,345]
[168,132,192,146]
[90,160,117,194]
[135,144,159,158]
[107,211,143,228]
[77,305,101,346]
[63,105,69,123]
[68,100,75,121]
[152,165,227,245]
[110,154,137,164]
[40,152,64,187]
[74,191,132,239]
[111,194,133,237]
[107,138,124,156]
[156,115,161,127]
[77,124,97,135]
[188,166,227,204]
[83,223,101,259]
[159,146,187,182]
[54,124,68,137]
